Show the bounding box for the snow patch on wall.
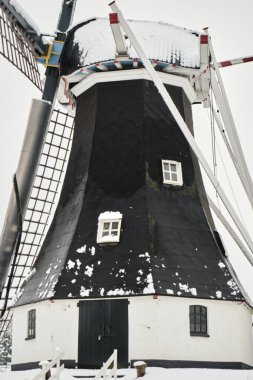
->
[139,252,151,263]
[143,273,155,294]
[218,261,226,269]
[66,260,75,270]
[76,259,82,269]
[84,265,94,277]
[107,288,133,296]
[76,245,86,253]
[80,286,92,297]
[227,279,240,295]
[178,283,197,296]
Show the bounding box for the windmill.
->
[1,0,253,371]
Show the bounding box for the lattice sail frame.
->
[0,5,42,90]
[0,109,74,341]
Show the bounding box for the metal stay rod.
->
[208,34,253,210]
[109,1,253,258]
[210,99,237,167]
[208,196,253,266]
[210,68,253,209]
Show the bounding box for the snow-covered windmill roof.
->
[60,18,201,75]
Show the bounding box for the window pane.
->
[190,323,195,332]
[163,162,169,170]
[164,172,171,181]
[103,222,110,230]
[170,163,177,172]
[171,173,178,181]
[102,231,109,237]
[201,324,207,333]
[195,324,200,332]
[112,222,119,229]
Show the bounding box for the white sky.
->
[0,0,253,299]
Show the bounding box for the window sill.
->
[163,181,183,186]
[98,242,119,247]
[25,336,35,341]
[97,238,120,245]
[190,333,210,337]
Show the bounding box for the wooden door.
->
[78,299,128,368]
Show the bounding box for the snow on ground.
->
[1,367,253,380]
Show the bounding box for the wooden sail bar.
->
[108,2,253,261]
[208,196,253,267]
[207,32,253,210]
[217,56,253,68]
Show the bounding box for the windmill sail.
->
[0,0,77,342]
[0,107,74,341]
[0,1,42,90]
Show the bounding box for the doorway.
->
[78,299,128,368]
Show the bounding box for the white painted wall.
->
[128,296,253,365]
[11,299,79,364]
[11,296,253,367]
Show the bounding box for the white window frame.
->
[97,212,122,244]
[162,159,183,186]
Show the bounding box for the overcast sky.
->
[1,0,253,298]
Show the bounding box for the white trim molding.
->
[70,69,197,104]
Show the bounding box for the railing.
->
[25,349,64,380]
[95,349,117,380]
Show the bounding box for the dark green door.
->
[78,299,128,368]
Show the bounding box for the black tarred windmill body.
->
[1,0,253,371]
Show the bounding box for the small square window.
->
[97,212,122,244]
[162,160,183,186]
[26,309,36,339]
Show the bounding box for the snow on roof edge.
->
[9,0,41,35]
[67,16,201,36]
